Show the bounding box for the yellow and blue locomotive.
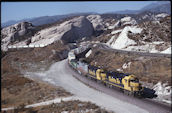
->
[68,50,143,96]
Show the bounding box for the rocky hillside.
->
[1,22,36,50]
[31,16,94,45]
[1,12,171,54]
[2,22,35,40]
[87,15,105,31]
[83,46,171,86]
[1,9,171,109]
[97,13,171,54]
[1,16,94,51]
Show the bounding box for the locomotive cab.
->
[122,75,142,95]
[129,76,140,91]
[96,69,104,80]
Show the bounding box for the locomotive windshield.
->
[130,78,139,83]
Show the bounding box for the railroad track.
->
[68,43,171,113]
[99,43,171,58]
[81,42,171,58]
[68,61,171,113]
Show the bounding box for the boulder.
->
[61,16,94,43]
[1,16,94,51]
[120,16,137,26]
[154,13,169,20]
[1,22,35,51]
[31,16,94,45]
[87,15,105,31]
[2,22,34,42]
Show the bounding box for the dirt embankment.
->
[1,40,112,112]
[1,41,72,108]
[2,41,69,71]
[83,47,171,86]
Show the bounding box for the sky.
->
[1,1,159,23]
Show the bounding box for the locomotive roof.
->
[106,71,130,78]
[77,60,88,65]
[88,65,100,70]
[70,59,78,62]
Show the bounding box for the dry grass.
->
[84,48,171,86]
[1,41,72,108]
[4,100,112,113]
[1,72,72,108]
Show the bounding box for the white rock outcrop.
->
[1,22,34,51]
[110,26,142,49]
[155,13,169,18]
[87,15,105,31]
[120,16,137,26]
[1,16,94,51]
[31,16,94,45]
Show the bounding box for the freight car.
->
[76,60,88,75]
[68,51,76,61]
[69,59,78,69]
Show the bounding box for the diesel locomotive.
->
[68,47,144,96]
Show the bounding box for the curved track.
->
[88,43,171,58]
[25,59,171,113]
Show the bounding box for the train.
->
[68,47,144,97]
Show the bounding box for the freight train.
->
[68,47,144,97]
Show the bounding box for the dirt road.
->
[24,59,171,113]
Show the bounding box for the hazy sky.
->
[1,1,161,23]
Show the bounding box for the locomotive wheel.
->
[108,84,112,88]
[124,90,126,95]
[124,90,129,95]
[97,80,102,84]
[108,84,111,88]
[129,92,134,97]
[103,82,106,86]
[110,85,113,88]
[126,91,129,95]
[120,88,124,93]
[106,84,110,88]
